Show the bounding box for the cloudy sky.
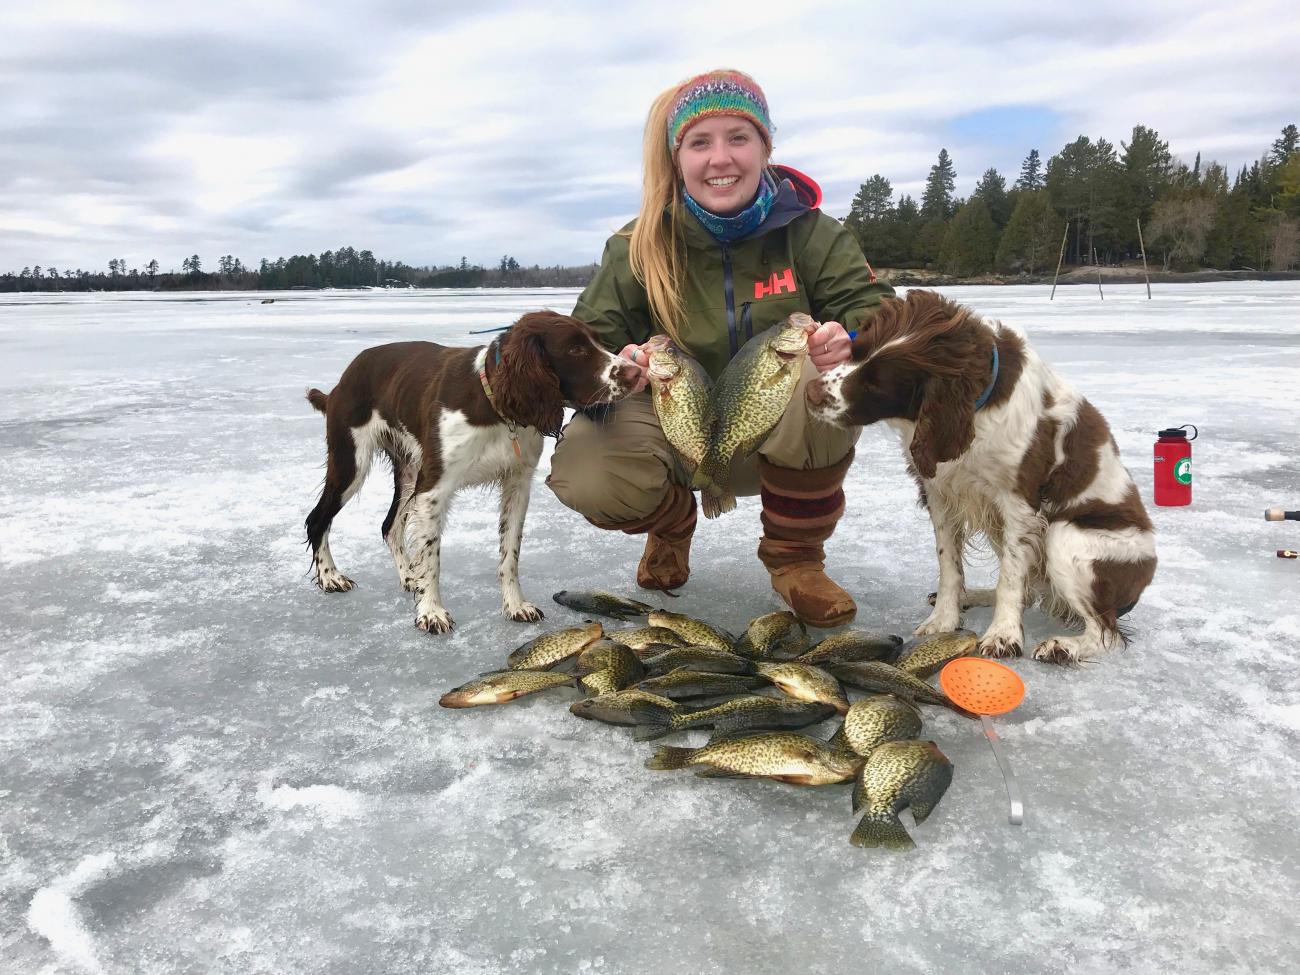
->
[3,0,1297,274]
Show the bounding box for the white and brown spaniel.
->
[305,310,638,633]
[807,290,1157,664]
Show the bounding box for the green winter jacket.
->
[572,165,895,379]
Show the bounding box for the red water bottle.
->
[1154,425,1196,506]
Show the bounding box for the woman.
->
[547,69,894,627]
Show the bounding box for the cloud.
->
[1,0,1297,271]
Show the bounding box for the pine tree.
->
[1016,149,1043,191]
[996,189,1065,274]
[939,199,998,276]
[972,168,1010,227]
[921,149,957,220]
[845,175,896,260]
[1271,124,1299,166]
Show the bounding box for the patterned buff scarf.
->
[682,170,778,242]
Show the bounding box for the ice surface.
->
[2,283,1298,974]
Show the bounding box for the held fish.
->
[694,316,812,518]
[647,344,714,476]
[553,590,656,622]
[798,630,904,666]
[440,670,576,708]
[507,622,604,670]
[733,611,809,660]
[646,731,859,785]
[632,695,836,742]
[753,661,850,715]
[850,740,954,850]
[647,610,735,653]
[841,694,924,758]
[894,630,978,678]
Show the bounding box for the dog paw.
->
[915,611,961,636]
[504,601,544,623]
[1032,638,1080,665]
[978,633,1023,659]
[416,609,455,634]
[315,568,355,593]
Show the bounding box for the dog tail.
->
[306,388,329,414]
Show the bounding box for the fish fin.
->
[693,766,750,779]
[626,700,678,741]
[850,811,916,850]
[700,492,723,520]
[645,746,697,770]
[772,774,817,786]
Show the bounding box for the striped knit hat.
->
[667,70,774,152]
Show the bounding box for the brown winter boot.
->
[756,452,857,628]
[591,483,697,591]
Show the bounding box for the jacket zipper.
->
[721,242,738,356]
[740,301,754,341]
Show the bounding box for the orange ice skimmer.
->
[940,657,1026,826]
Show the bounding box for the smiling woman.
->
[546,68,897,628]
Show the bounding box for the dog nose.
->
[806,378,827,406]
[616,362,639,383]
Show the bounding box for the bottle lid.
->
[1158,424,1198,440]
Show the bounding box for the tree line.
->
[4,122,1297,292]
[844,123,1300,276]
[0,249,598,293]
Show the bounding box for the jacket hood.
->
[731,164,821,242]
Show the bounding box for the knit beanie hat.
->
[667,70,774,152]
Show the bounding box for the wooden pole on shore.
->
[1050,221,1069,300]
[1136,217,1152,299]
[1093,247,1104,300]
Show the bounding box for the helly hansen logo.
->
[754,267,797,300]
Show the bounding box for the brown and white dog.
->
[807,290,1156,663]
[305,311,638,633]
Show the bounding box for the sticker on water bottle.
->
[1175,458,1191,484]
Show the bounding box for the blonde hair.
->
[624,70,770,344]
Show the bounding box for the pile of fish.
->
[441,590,982,850]
[647,317,811,519]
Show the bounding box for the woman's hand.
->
[805,320,852,373]
[618,343,651,393]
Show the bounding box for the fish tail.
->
[645,745,697,770]
[850,810,916,850]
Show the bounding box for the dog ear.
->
[909,374,980,479]
[493,330,566,437]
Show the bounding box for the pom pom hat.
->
[667,70,774,152]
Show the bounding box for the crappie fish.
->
[606,625,689,653]
[646,731,859,785]
[841,694,923,757]
[553,590,655,622]
[568,689,683,726]
[851,739,953,849]
[733,611,809,660]
[694,316,812,518]
[575,639,645,695]
[798,630,904,666]
[507,621,603,670]
[440,670,576,708]
[632,695,836,742]
[641,646,757,676]
[753,661,850,715]
[894,630,978,678]
[828,661,962,711]
[636,671,766,700]
[647,344,713,476]
[647,610,735,653]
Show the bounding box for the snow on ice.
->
[1,283,1298,973]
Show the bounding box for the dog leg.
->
[306,419,373,593]
[927,588,995,609]
[408,487,454,633]
[977,500,1041,658]
[497,470,543,622]
[384,461,420,592]
[915,492,965,635]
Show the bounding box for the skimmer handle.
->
[981,715,1024,826]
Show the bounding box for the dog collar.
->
[478,341,520,456]
[974,342,1000,411]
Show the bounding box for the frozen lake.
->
[2,282,1298,974]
